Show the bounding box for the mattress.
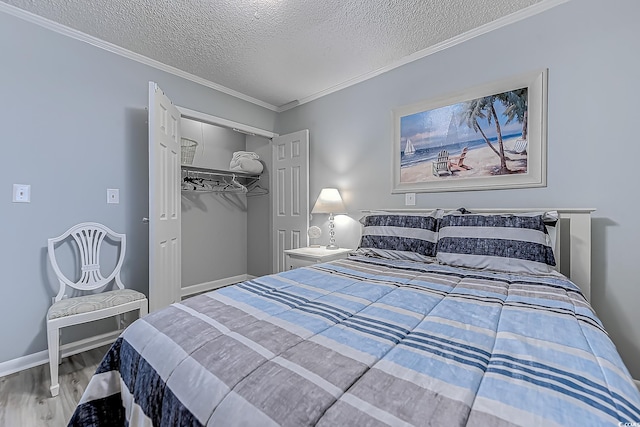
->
[68,256,640,426]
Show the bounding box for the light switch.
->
[13,184,31,203]
[107,188,120,204]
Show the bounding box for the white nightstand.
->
[283,247,353,270]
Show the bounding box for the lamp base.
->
[325,212,340,250]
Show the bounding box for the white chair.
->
[432,150,453,176]
[513,138,528,154]
[46,222,148,397]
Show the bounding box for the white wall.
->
[277,0,640,378]
[0,10,277,365]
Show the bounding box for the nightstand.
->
[283,247,353,270]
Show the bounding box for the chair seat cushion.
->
[47,289,146,320]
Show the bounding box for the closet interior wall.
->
[180,118,270,294]
[246,134,273,278]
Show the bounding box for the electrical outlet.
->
[107,188,120,204]
[12,184,31,203]
[405,192,416,206]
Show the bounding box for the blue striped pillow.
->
[355,211,441,262]
[436,211,557,275]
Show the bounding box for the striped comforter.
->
[69,256,640,426]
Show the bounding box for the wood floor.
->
[0,345,110,427]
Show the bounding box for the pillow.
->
[436,209,557,275]
[354,210,442,262]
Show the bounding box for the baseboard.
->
[0,330,121,379]
[181,274,254,299]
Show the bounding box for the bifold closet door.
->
[148,82,181,312]
[272,130,309,273]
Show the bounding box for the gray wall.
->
[246,135,273,278]
[181,120,249,288]
[0,11,276,363]
[277,0,640,378]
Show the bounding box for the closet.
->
[180,118,271,299]
[147,82,309,312]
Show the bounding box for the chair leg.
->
[47,324,60,397]
[58,329,62,365]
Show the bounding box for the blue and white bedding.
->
[69,256,640,426]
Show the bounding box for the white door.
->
[148,82,181,312]
[271,130,309,273]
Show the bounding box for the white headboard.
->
[360,208,595,301]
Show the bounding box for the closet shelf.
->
[181,165,267,196]
[181,165,260,180]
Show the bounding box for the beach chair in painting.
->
[449,147,472,171]
[513,139,528,154]
[432,150,452,176]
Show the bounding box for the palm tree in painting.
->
[459,95,509,174]
[499,88,528,140]
[459,89,527,175]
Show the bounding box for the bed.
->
[68,209,640,426]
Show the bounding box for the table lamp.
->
[311,188,345,250]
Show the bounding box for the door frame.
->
[149,101,280,309]
[177,106,278,139]
[176,106,278,289]
[151,97,313,309]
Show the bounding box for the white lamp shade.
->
[311,188,345,214]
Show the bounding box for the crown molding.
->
[0,2,280,112]
[283,0,570,111]
[2,0,569,114]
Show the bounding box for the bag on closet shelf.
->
[230,151,263,174]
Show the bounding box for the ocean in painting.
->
[400,132,522,168]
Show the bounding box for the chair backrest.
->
[434,150,450,173]
[48,222,126,302]
[514,139,528,153]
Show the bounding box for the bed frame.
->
[360,208,595,301]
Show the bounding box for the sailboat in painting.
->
[445,113,459,146]
[403,138,416,156]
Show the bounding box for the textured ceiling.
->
[2,0,551,109]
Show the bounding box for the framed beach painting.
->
[392,69,547,193]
